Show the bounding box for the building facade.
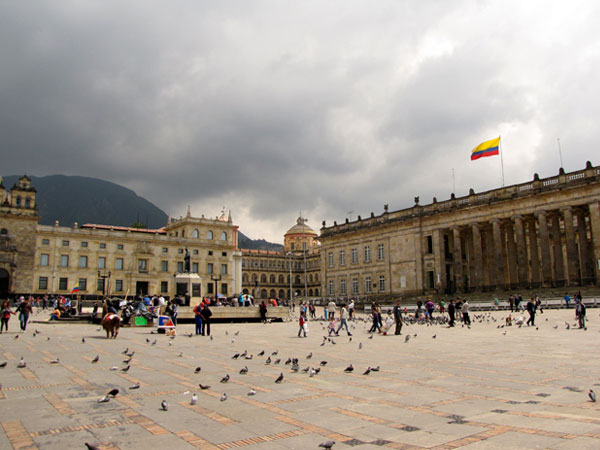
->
[320,163,600,301]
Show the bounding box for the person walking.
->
[16,298,33,332]
[193,302,203,335]
[461,300,471,326]
[348,299,355,321]
[526,297,536,326]
[1,300,16,333]
[393,300,403,335]
[564,293,571,309]
[336,304,351,336]
[448,299,456,327]
[200,302,212,336]
[327,300,336,320]
[576,300,586,329]
[369,304,381,333]
[259,301,268,324]
[298,312,307,337]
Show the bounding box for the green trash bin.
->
[134,316,148,327]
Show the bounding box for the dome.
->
[284,216,317,237]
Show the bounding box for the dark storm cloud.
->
[1,1,600,240]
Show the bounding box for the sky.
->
[2,1,600,243]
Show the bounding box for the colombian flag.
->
[471,137,500,160]
[71,285,79,294]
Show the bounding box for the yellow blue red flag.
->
[471,137,500,160]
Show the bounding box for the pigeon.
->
[169,340,173,346]
[122,348,129,354]
[306,352,312,359]
[358,343,363,350]
[291,364,299,372]
[247,389,256,396]
[49,358,59,364]
[161,400,168,411]
[368,334,373,339]
[151,340,157,345]
[91,355,99,363]
[232,353,240,359]
[127,351,135,357]
[371,366,380,372]
[123,356,132,364]
[589,389,597,402]
[178,352,183,358]
[432,334,436,339]
[320,361,328,366]
[273,358,280,364]
[220,393,227,401]
[240,350,247,358]
[310,368,316,377]
[275,373,284,383]
[362,367,371,375]
[285,358,292,365]
[85,443,100,450]
[121,365,130,372]
[194,367,202,374]
[0,361,7,368]
[271,350,278,356]
[319,441,335,449]
[344,364,354,373]
[220,374,230,383]
[14,335,19,340]
[404,335,411,343]
[97,395,110,403]
[314,367,321,374]
[245,354,253,360]
[210,335,214,340]
[239,366,248,375]
[265,356,272,365]
[17,358,26,368]
[199,384,210,390]
[302,366,310,373]
[129,383,140,390]
[107,388,119,397]
[257,350,265,356]
[81,337,86,343]
[146,338,150,343]
[191,393,197,405]
[110,366,119,371]
[235,331,240,336]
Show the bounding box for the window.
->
[379,275,385,291]
[328,280,334,295]
[81,241,88,248]
[378,244,384,260]
[340,279,346,295]
[177,262,184,272]
[221,283,228,294]
[60,255,69,267]
[339,250,346,266]
[207,230,213,240]
[39,277,48,290]
[207,263,213,274]
[62,240,69,247]
[192,262,199,273]
[115,279,123,292]
[161,261,168,272]
[79,255,88,268]
[351,248,358,264]
[162,247,168,253]
[178,248,183,254]
[426,235,433,254]
[117,244,124,250]
[352,278,359,294]
[222,251,227,257]
[365,276,372,293]
[208,250,213,256]
[364,246,371,262]
[221,231,227,240]
[193,229,199,238]
[328,252,334,267]
[193,249,198,255]
[42,238,49,245]
[98,257,106,269]
[59,277,68,290]
[160,281,168,293]
[79,278,87,291]
[115,258,124,270]
[138,259,148,272]
[97,278,105,292]
[99,242,106,249]
[40,254,49,266]
[291,243,295,250]
[207,283,214,294]
[221,264,227,275]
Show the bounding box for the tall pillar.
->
[588,201,600,284]
[576,209,592,284]
[505,222,518,288]
[536,210,552,286]
[491,219,505,290]
[551,214,565,286]
[433,229,446,292]
[513,215,528,288]
[527,218,541,287]
[471,223,483,290]
[452,227,464,292]
[561,207,580,285]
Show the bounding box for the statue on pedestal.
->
[184,248,190,273]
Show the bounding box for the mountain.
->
[238,231,283,251]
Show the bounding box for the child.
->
[298,313,307,338]
[327,317,337,336]
[1,300,16,333]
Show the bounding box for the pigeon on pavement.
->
[220,374,230,383]
[191,393,197,405]
[161,400,168,411]
[589,390,597,402]
[344,364,354,373]
[319,441,335,449]
[220,393,227,401]
[275,373,284,383]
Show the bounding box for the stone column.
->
[588,201,600,284]
[491,219,505,289]
[466,227,475,291]
[452,227,464,292]
[527,218,541,287]
[433,229,446,292]
[551,214,565,286]
[471,223,483,290]
[576,209,592,283]
[513,215,528,288]
[505,222,518,288]
[561,206,580,285]
[536,210,552,286]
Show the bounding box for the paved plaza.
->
[1,308,600,450]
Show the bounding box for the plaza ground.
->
[1,308,599,449]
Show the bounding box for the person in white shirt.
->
[461,300,471,326]
[327,300,336,320]
[335,304,351,336]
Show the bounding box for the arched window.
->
[0,228,7,235]
[16,196,21,207]
[315,288,319,296]
[295,275,301,284]
[278,289,285,299]
[242,273,249,283]
[269,289,276,299]
[309,274,313,283]
[25,198,31,208]
[269,274,275,284]
[192,229,199,238]
[207,230,213,240]
[252,274,258,282]
[278,274,284,284]
[260,274,267,283]
[221,231,227,240]
[309,289,313,296]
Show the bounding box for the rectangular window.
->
[207,283,214,294]
[59,277,68,290]
[117,244,124,250]
[138,259,148,272]
[42,239,50,245]
[426,235,433,254]
[365,276,372,293]
[97,278,105,292]
[193,249,198,255]
[40,253,49,266]
[60,255,69,267]
[352,278,358,294]
[340,279,346,295]
[81,241,88,248]
[115,258,124,270]
[328,280,334,295]
[62,240,69,247]
[427,271,434,289]
[178,248,184,254]
[364,246,371,262]
[79,255,88,268]
[79,278,87,291]
[207,263,213,274]
[220,283,228,294]
[379,275,385,291]
[220,264,227,275]
[192,262,199,273]
[328,252,334,267]
[160,281,168,293]
[192,283,201,296]
[208,250,213,256]
[222,251,227,257]
[39,277,48,290]
[378,244,384,260]
[351,248,358,264]
[162,247,168,253]
[98,257,106,269]
[339,250,346,266]
[115,279,123,292]
[177,261,184,272]
[99,242,106,249]
[161,260,168,272]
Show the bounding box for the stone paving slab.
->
[1,309,600,449]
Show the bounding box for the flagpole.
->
[499,135,505,187]
[452,168,456,193]
[557,138,564,169]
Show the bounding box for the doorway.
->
[136,281,149,296]
[0,269,9,298]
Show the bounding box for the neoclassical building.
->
[319,162,600,301]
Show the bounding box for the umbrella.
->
[216,293,226,299]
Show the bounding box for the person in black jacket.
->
[393,300,403,335]
[448,299,456,327]
[526,298,536,326]
[200,303,212,336]
[259,301,268,324]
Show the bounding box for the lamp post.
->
[211,274,222,300]
[98,270,111,298]
[286,251,293,306]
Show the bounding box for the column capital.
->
[490,218,501,225]
[535,209,548,218]
[560,205,573,213]
[511,214,524,222]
